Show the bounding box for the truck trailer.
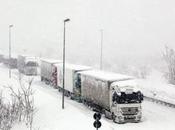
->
[54,63,91,97]
[40,58,62,85]
[77,70,143,123]
[17,55,38,75]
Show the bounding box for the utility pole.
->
[100,29,103,70]
[9,25,13,78]
[62,18,70,109]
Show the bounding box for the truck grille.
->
[121,107,138,115]
[124,116,136,120]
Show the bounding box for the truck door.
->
[51,66,57,87]
[73,73,82,100]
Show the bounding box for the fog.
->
[0,0,175,73]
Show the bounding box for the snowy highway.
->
[1,0,175,129]
[20,79,175,130]
[0,64,175,130]
[31,81,175,130]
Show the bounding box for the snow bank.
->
[136,70,175,104]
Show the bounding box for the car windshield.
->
[26,61,38,67]
[112,91,143,104]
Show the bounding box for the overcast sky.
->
[1,0,175,68]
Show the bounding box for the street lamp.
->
[100,29,103,70]
[62,18,70,109]
[9,24,13,78]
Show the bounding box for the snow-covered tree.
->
[0,78,35,130]
[163,46,175,85]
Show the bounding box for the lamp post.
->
[9,24,13,78]
[100,29,103,70]
[62,18,70,109]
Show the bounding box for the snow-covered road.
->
[31,81,175,130]
[0,64,175,130]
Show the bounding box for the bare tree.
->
[163,46,175,85]
[0,77,35,130]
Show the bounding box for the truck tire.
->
[112,113,116,122]
[104,110,112,119]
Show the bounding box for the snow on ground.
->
[0,64,175,130]
[136,70,175,104]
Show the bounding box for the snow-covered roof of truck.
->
[111,79,137,87]
[78,70,133,82]
[40,58,62,64]
[18,54,37,58]
[111,79,140,92]
[54,63,91,71]
[1,53,18,59]
[25,57,38,62]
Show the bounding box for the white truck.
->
[77,70,143,123]
[17,55,38,75]
[54,63,91,97]
[40,58,62,85]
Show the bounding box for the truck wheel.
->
[70,96,74,100]
[82,99,87,105]
[112,113,116,123]
[67,91,70,97]
[104,110,112,119]
[45,80,49,85]
[113,116,125,124]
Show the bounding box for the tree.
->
[163,46,175,85]
[0,77,35,130]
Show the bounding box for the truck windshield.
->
[26,61,38,67]
[112,91,143,104]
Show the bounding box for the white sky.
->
[0,0,175,68]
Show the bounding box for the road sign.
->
[93,112,102,129]
[93,112,101,120]
[93,120,101,128]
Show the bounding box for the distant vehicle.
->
[53,63,91,97]
[17,55,38,75]
[2,55,9,65]
[77,70,143,123]
[9,57,17,69]
[1,55,17,69]
[40,58,62,85]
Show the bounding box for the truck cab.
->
[110,80,143,123]
[17,55,39,75]
[24,60,38,75]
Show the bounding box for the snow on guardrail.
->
[144,96,175,108]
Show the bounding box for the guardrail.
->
[144,96,175,108]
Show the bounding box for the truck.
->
[17,55,38,75]
[9,56,17,69]
[40,58,62,85]
[76,70,143,123]
[54,63,91,97]
[1,54,17,68]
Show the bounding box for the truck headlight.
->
[136,115,141,120]
[118,116,122,119]
[118,115,124,121]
